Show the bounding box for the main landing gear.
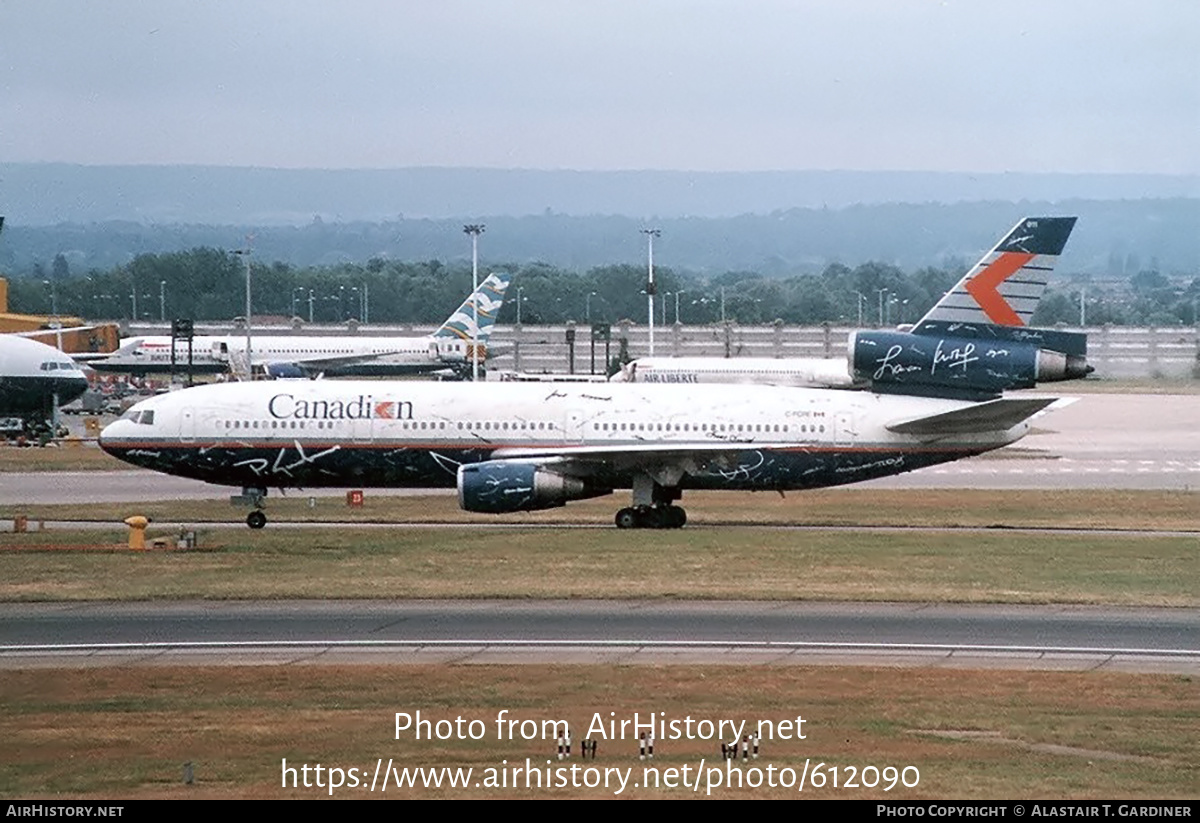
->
[614,505,687,530]
[231,486,269,529]
[614,477,687,529]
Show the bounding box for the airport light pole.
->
[234,248,252,378]
[307,289,315,323]
[291,287,306,320]
[463,224,485,380]
[586,291,597,323]
[159,281,166,323]
[43,279,62,349]
[853,291,866,327]
[674,290,686,324]
[641,228,660,356]
[42,279,57,318]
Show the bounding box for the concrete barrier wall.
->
[487,324,1200,380]
[123,322,1200,380]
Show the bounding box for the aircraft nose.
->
[58,374,90,406]
[97,417,129,455]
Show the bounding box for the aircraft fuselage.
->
[99,380,1032,495]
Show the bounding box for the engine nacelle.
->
[263,362,308,379]
[851,330,1090,396]
[457,460,611,513]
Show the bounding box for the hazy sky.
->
[2,1,1196,173]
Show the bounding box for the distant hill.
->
[0,165,1196,277]
[3,163,1197,224]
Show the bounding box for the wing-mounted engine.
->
[850,327,1091,398]
[457,460,611,513]
[263,362,308,379]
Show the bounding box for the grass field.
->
[0,441,132,471]
[5,488,1199,531]
[1,665,1195,799]
[1,491,1197,605]
[3,481,1196,801]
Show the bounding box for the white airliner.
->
[612,217,1089,394]
[0,335,89,436]
[88,272,512,379]
[99,378,1064,529]
[612,356,863,389]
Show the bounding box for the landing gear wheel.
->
[615,508,638,529]
[615,505,687,529]
[667,506,687,529]
[246,510,267,530]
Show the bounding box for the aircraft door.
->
[181,408,195,443]
[835,412,856,446]
[354,414,373,444]
[565,409,585,444]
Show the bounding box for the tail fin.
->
[913,217,1076,331]
[433,272,513,342]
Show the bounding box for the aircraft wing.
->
[483,440,799,486]
[262,350,413,371]
[257,348,435,377]
[885,397,1060,435]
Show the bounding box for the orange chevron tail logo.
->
[964,251,1034,326]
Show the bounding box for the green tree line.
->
[8,247,1199,328]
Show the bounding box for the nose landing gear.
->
[231,486,269,529]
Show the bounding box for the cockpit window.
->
[139,410,154,425]
[39,360,79,372]
[121,409,155,425]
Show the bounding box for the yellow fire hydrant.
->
[124,515,149,550]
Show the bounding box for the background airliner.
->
[100,378,1064,529]
[612,217,1089,396]
[0,335,89,437]
[88,272,512,379]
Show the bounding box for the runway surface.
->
[3,601,1198,673]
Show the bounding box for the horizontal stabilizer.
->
[886,397,1059,435]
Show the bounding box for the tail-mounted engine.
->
[851,325,1091,398]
